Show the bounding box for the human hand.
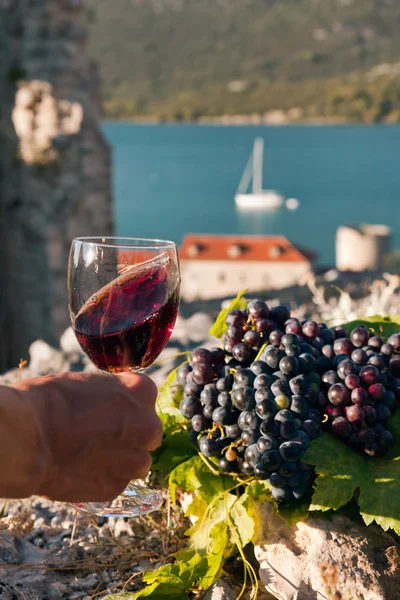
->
[10,371,162,502]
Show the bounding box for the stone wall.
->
[0,0,113,371]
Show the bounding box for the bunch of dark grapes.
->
[177,299,400,503]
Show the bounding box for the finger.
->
[118,373,158,406]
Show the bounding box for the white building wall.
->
[336,225,391,272]
[180,260,312,301]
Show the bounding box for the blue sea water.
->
[102,123,400,266]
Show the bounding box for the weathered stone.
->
[0,0,113,372]
[254,502,400,600]
[201,579,236,600]
[59,327,81,355]
[29,340,64,375]
[48,582,70,599]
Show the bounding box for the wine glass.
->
[67,237,180,517]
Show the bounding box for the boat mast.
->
[252,137,263,194]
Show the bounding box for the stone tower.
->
[0,0,113,371]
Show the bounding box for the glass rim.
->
[72,236,177,250]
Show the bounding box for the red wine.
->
[73,255,180,372]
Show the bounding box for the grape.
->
[247,299,270,320]
[359,364,380,385]
[199,436,219,457]
[232,386,255,411]
[345,405,365,428]
[358,428,375,445]
[322,370,340,387]
[302,320,320,339]
[244,444,262,466]
[322,345,335,359]
[201,386,217,405]
[333,326,348,339]
[368,355,386,371]
[281,333,301,347]
[192,348,213,365]
[250,360,271,376]
[180,396,202,419]
[273,370,289,381]
[232,343,254,364]
[287,472,302,488]
[351,387,368,406]
[255,399,276,420]
[264,348,284,370]
[226,325,244,342]
[350,326,370,348]
[191,414,211,432]
[216,375,234,392]
[369,336,383,350]
[302,420,321,439]
[280,421,299,439]
[285,319,303,336]
[219,457,233,472]
[364,444,388,458]
[254,463,271,480]
[269,330,283,346]
[275,409,294,423]
[255,318,275,334]
[351,348,368,365]
[381,343,395,356]
[368,383,386,402]
[388,333,400,352]
[285,343,301,358]
[240,461,255,476]
[291,396,310,418]
[269,472,287,488]
[235,368,256,388]
[217,392,231,408]
[287,376,304,396]
[274,394,290,410]
[279,462,298,478]
[177,364,192,386]
[299,342,314,355]
[212,407,234,425]
[316,391,329,411]
[334,338,355,357]
[279,356,299,377]
[260,420,280,436]
[298,353,316,373]
[333,353,350,368]
[390,356,400,377]
[272,486,292,503]
[376,404,391,425]
[241,430,260,445]
[378,430,394,447]
[224,424,240,440]
[363,405,377,423]
[271,379,290,397]
[290,430,311,450]
[337,359,357,380]
[328,383,350,407]
[225,310,247,327]
[237,410,253,431]
[255,387,274,402]
[202,404,214,419]
[261,449,283,470]
[384,390,397,413]
[270,305,291,327]
[320,328,335,344]
[332,416,351,438]
[345,374,360,390]
[244,330,262,349]
[257,435,279,453]
[279,441,300,462]
[192,363,215,385]
[254,373,272,389]
[210,347,226,365]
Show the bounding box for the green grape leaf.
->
[341,315,400,338]
[151,430,197,472]
[304,412,400,534]
[134,553,209,599]
[209,289,248,338]
[230,492,255,547]
[155,363,186,436]
[169,456,203,504]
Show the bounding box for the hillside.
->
[85,0,400,121]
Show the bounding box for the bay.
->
[103,123,400,266]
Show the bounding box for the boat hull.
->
[235,191,284,210]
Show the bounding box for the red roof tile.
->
[179,234,316,263]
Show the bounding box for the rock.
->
[201,579,236,600]
[0,581,21,600]
[29,340,64,375]
[254,502,400,600]
[60,327,82,354]
[48,582,70,599]
[0,537,20,565]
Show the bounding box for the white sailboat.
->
[235,137,284,210]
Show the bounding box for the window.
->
[218,272,226,282]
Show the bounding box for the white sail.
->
[252,137,263,194]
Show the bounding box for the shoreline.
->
[102,116,400,127]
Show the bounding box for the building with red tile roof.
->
[179,234,316,301]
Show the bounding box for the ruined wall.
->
[0,0,113,371]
